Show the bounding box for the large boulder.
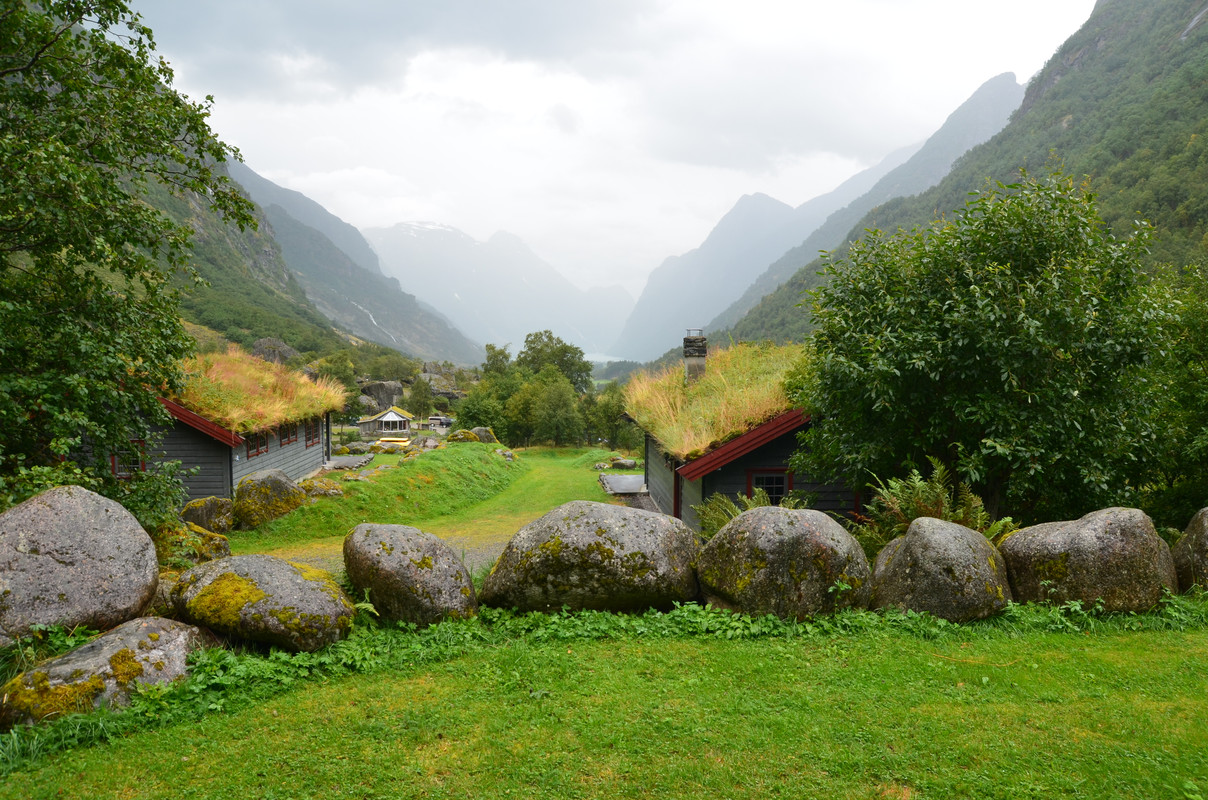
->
[0,617,212,726]
[0,486,158,648]
[179,496,234,534]
[233,469,308,530]
[697,507,871,619]
[1173,508,1208,592]
[481,501,699,612]
[470,427,498,444]
[172,555,354,652]
[360,380,403,413]
[252,337,300,365]
[151,521,231,567]
[446,429,480,443]
[870,517,1012,622]
[344,524,477,625]
[998,507,1176,612]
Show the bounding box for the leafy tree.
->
[515,330,592,393]
[407,377,435,421]
[455,387,506,439]
[534,373,584,446]
[0,2,253,506]
[792,172,1170,522]
[481,343,512,379]
[589,382,639,450]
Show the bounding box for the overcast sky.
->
[137,1,1098,295]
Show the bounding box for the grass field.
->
[4,446,1208,798]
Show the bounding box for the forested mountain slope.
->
[724,0,1208,344]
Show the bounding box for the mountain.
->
[227,160,383,276]
[364,223,634,355]
[607,145,921,362]
[707,71,1025,333]
[228,165,484,364]
[722,0,1208,345]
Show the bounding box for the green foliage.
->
[515,330,593,393]
[0,1,252,508]
[693,488,806,540]
[584,382,641,450]
[848,458,1018,560]
[406,377,435,421]
[0,624,100,688]
[794,171,1171,522]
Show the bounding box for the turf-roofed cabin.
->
[153,348,347,500]
[624,337,858,532]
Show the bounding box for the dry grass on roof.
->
[174,346,348,433]
[623,342,804,461]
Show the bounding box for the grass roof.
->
[623,342,805,461]
[174,347,348,433]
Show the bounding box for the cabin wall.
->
[232,422,326,487]
[156,423,232,501]
[644,435,676,517]
[706,429,856,514]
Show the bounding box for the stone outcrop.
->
[697,507,871,619]
[446,429,480,443]
[359,381,403,413]
[870,517,1012,622]
[171,555,354,652]
[0,617,212,726]
[152,521,231,567]
[343,524,477,625]
[233,469,308,530]
[1169,508,1208,593]
[179,496,234,534]
[0,486,158,648]
[252,337,300,365]
[481,501,699,612]
[298,476,344,497]
[999,507,1176,612]
[470,427,498,444]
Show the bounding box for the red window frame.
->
[746,468,792,504]
[304,417,322,448]
[246,431,270,458]
[111,440,146,479]
[278,422,299,446]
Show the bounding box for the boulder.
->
[481,500,699,612]
[610,458,638,470]
[470,427,498,444]
[495,449,516,463]
[344,524,477,625]
[412,436,441,450]
[0,618,213,726]
[252,337,300,365]
[447,429,480,443]
[299,476,344,497]
[172,555,354,652]
[869,517,1012,622]
[233,469,308,530]
[0,486,158,648]
[360,381,403,413]
[370,441,404,454]
[1173,508,1208,592]
[151,521,230,567]
[344,441,371,455]
[998,507,1176,612]
[698,507,871,619]
[179,496,234,534]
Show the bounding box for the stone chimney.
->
[683,329,706,384]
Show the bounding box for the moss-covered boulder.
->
[179,496,234,534]
[1172,508,1208,592]
[171,555,354,652]
[470,427,498,444]
[345,441,371,455]
[481,501,699,612]
[344,524,477,625]
[697,507,870,619]
[298,476,344,497]
[151,521,231,569]
[0,617,212,727]
[232,469,308,530]
[870,517,1012,622]
[0,486,158,648]
[446,429,480,443]
[999,507,1176,612]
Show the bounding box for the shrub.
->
[693,487,806,541]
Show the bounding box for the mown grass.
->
[4,599,1208,799]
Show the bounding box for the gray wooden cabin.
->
[643,409,858,532]
[156,399,331,500]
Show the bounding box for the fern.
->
[693,488,806,540]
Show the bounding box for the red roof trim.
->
[676,409,809,482]
[159,398,244,448]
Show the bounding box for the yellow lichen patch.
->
[186,572,267,631]
[410,555,435,571]
[1,670,106,723]
[108,648,145,688]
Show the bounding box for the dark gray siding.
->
[156,423,232,500]
[680,475,704,532]
[233,423,326,486]
[645,435,676,517]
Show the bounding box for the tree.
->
[0,2,253,505]
[515,330,593,393]
[792,172,1170,522]
[407,377,435,421]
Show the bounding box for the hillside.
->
[707,72,1025,333]
[725,0,1208,343]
